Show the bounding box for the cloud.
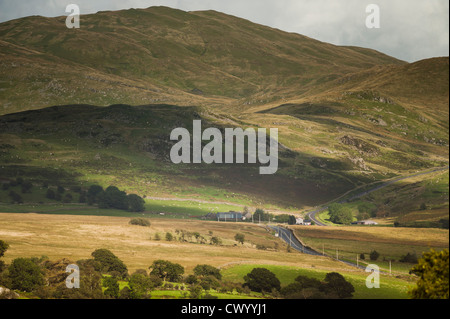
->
[0,0,448,62]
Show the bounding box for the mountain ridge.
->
[0,6,407,115]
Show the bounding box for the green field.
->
[221,264,412,299]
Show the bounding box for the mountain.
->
[0,6,448,219]
[0,6,404,114]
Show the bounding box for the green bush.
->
[129,218,151,227]
[409,249,449,299]
[370,250,380,261]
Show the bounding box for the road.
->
[306,166,449,226]
[268,225,367,269]
[268,225,322,256]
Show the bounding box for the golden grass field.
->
[0,213,357,275]
[292,225,449,247]
[292,225,449,271]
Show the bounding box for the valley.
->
[0,6,448,300]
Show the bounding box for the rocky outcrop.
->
[340,135,379,156]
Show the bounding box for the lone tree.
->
[91,249,128,278]
[210,236,222,246]
[288,215,297,225]
[322,272,355,299]
[243,268,281,293]
[234,233,245,245]
[409,249,449,299]
[149,260,184,282]
[328,203,353,225]
[370,250,380,261]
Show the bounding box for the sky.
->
[0,0,448,62]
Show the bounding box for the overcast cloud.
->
[0,0,448,62]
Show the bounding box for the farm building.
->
[296,218,312,225]
[217,212,243,221]
[204,211,243,221]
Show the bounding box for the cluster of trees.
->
[328,203,353,225]
[252,209,274,223]
[3,177,34,204]
[241,268,355,299]
[152,229,226,246]
[359,250,418,264]
[272,214,297,225]
[281,272,355,299]
[357,202,377,220]
[85,185,145,212]
[45,185,76,203]
[1,177,145,213]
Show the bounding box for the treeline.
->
[84,185,145,212]
[0,241,355,300]
[2,177,34,204]
[1,177,145,212]
[1,240,448,299]
[248,208,299,225]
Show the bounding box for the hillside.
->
[0,6,448,220]
[0,6,404,115]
